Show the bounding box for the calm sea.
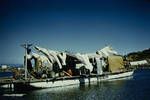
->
[0,68,150,100]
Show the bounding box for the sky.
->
[0,0,150,64]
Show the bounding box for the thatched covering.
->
[108,55,124,73]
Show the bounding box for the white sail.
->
[74,53,93,72]
[58,52,67,66]
[96,46,118,57]
[35,46,63,69]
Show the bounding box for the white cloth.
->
[75,53,93,72]
[58,53,67,66]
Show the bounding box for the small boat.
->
[4,44,135,89]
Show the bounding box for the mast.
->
[21,43,32,80]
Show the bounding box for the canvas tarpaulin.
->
[108,55,124,73]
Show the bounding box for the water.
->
[0,64,23,68]
[0,72,13,78]
[0,68,150,100]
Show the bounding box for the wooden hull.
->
[29,70,134,88]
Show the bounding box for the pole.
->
[21,43,32,80]
[25,44,27,80]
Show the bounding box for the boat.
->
[1,44,135,89]
[28,70,133,88]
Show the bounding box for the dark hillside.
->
[127,48,150,61]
